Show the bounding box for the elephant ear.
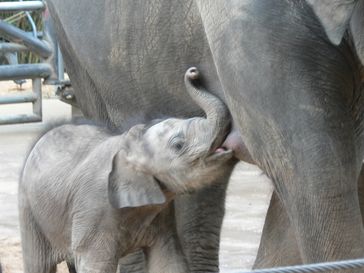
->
[306,0,357,45]
[350,0,364,64]
[108,152,166,209]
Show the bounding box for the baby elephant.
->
[19,68,236,273]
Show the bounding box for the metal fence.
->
[0,0,64,125]
[239,258,364,273]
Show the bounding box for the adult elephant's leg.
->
[254,191,301,268]
[357,163,364,223]
[66,262,77,273]
[174,173,231,273]
[196,0,364,269]
[256,161,364,269]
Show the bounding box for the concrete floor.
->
[0,99,273,273]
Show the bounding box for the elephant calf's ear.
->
[307,0,357,45]
[350,0,364,64]
[108,153,166,209]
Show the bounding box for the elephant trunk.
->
[184,67,231,151]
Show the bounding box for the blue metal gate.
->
[0,0,67,125]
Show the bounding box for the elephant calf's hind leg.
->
[19,208,57,273]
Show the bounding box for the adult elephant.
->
[46,0,364,272]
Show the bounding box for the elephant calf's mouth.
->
[215,147,228,153]
[206,147,233,163]
[205,122,235,162]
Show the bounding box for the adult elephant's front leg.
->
[174,175,230,273]
[254,191,301,268]
[196,0,364,270]
[256,161,364,269]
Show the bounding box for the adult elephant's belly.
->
[47,0,225,128]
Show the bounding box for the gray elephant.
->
[45,0,364,272]
[19,68,237,273]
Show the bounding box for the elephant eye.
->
[170,137,185,152]
[173,142,184,151]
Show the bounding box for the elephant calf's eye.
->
[170,139,185,152]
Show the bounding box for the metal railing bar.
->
[239,258,364,273]
[0,20,52,58]
[32,78,41,117]
[25,12,37,37]
[0,1,45,12]
[0,42,27,52]
[20,0,38,38]
[0,63,52,80]
[0,113,41,125]
[0,92,37,104]
[57,45,64,81]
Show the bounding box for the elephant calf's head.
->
[108,68,236,209]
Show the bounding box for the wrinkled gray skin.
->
[45,0,364,272]
[19,68,237,273]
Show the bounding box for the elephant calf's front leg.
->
[145,235,188,273]
[75,254,118,273]
[145,206,188,273]
[74,239,119,273]
[118,250,147,273]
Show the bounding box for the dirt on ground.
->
[0,80,57,98]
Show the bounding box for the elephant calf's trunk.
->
[184,67,231,150]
